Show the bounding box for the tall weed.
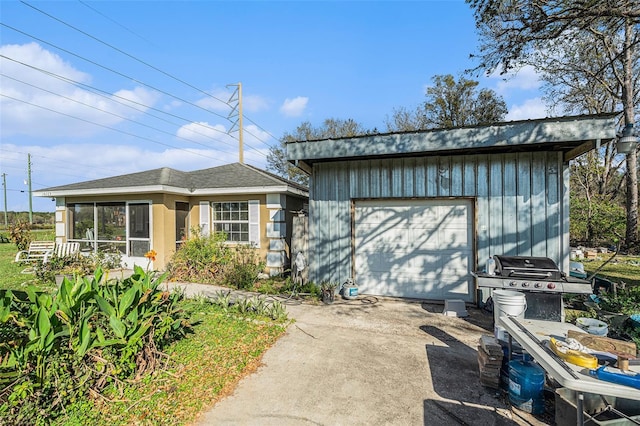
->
[167,228,233,283]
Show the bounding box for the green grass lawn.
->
[52,300,287,425]
[0,229,289,425]
[581,254,640,287]
[0,229,57,292]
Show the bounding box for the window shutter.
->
[199,201,210,236]
[248,200,260,247]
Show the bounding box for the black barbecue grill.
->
[474,255,592,294]
[473,255,593,322]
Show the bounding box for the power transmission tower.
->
[2,173,7,228]
[226,82,244,163]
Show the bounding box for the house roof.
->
[34,162,309,198]
[286,113,619,172]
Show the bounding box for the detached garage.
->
[287,114,617,302]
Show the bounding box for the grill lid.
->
[493,255,563,280]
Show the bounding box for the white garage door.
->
[354,199,474,301]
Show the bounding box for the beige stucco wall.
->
[190,193,270,260]
[57,191,308,274]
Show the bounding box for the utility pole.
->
[226,82,244,164]
[27,153,33,224]
[2,173,7,228]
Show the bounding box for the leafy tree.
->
[570,152,626,246]
[466,0,640,251]
[267,118,369,185]
[385,74,507,132]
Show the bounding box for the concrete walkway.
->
[167,283,548,426]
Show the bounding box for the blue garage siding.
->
[308,151,569,291]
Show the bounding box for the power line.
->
[1,148,116,180]
[0,22,232,123]
[21,1,232,111]
[1,55,233,141]
[77,0,156,47]
[1,93,228,164]
[244,115,280,145]
[1,72,239,151]
[10,2,279,155]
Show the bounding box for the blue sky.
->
[1,0,547,213]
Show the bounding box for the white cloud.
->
[280,96,308,117]
[506,97,549,121]
[176,121,232,144]
[4,139,270,212]
[243,94,270,112]
[0,43,159,138]
[490,65,541,96]
[195,88,270,114]
[195,88,235,112]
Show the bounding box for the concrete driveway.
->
[171,284,548,426]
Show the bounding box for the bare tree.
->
[267,118,369,185]
[467,0,640,251]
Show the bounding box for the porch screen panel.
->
[68,203,95,251]
[128,203,150,257]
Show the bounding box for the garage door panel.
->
[438,227,470,247]
[356,226,408,250]
[357,273,444,300]
[354,199,474,301]
[438,205,470,226]
[357,252,441,277]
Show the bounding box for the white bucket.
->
[576,317,608,336]
[493,290,527,327]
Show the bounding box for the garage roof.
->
[287,114,618,172]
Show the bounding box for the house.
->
[287,114,617,302]
[34,163,309,274]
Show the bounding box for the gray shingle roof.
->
[37,163,308,194]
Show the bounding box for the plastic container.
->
[493,290,527,329]
[500,345,532,391]
[576,317,609,336]
[590,366,640,390]
[486,256,496,275]
[508,360,545,414]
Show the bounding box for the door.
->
[354,199,474,301]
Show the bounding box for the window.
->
[213,202,249,242]
[67,202,150,257]
[175,202,189,249]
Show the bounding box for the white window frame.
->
[209,200,260,247]
[67,200,151,258]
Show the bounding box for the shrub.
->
[0,267,191,424]
[8,221,32,251]
[222,244,265,290]
[33,250,123,283]
[597,285,640,315]
[167,228,233,283]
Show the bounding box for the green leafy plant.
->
[222,244,265,290]
[0,267,191,423]
[167,228,233,283]
[33,250,123,284]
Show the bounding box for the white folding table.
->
[499,315,640,425]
